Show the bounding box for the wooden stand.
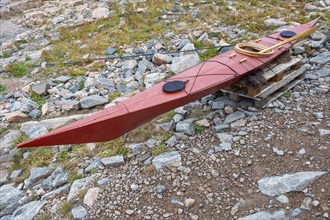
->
[221,53,306,108]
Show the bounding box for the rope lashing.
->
[234,26,317,58]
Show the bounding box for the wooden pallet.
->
[221,55,306,108]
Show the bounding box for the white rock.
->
[92,7,109,19]
[84,187,100,207]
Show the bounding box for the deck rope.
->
[234,26,317,58]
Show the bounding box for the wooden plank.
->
[256,67,306,99]
[262,58,301,81]
[256,74,305,108]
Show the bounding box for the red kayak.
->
[18,17,320,148]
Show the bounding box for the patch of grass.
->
[96,139,129,158]
[31,92,47,106]
[59,201,73,217]
[193,40,204,49]
[34,213,50,220]
[0,84,6,94]
[68,171,81,184]
[78,188,88,200]
[57,151,70,162]
[151,144,167,157]
[194,124,204,134]
[69,68,86,77]
[143,164,157,176]
[282,91,291,99]
[199,48,218,62]
[6,62,31,78]
[0,51,11,58]
[108,91,121,102]
[158,111,176,123]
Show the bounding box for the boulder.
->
[152,151,182,170]
[80,95,108,109]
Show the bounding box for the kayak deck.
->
[17,17,321,148]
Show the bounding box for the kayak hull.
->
[18,17,321,148]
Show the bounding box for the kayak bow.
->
[18,17,321,148]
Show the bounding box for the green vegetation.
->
[143,164,157,176]
[59,201,73,218]
[0,51,11,58]
[78,189,88,200]
[96,139,129,158]
[194,124,204,134]
[31,92,47,106]
[68,171,81,184]
[6,62,31,78]
[57,151,70,162]
[158,111,176,123]
[151,144,167,157]
[108,91,121,102]
[199,48,218,62]
[0,84,6,94]
[34,213,50,220]
[282,91,291,99]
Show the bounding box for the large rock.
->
[31,83,50,95]
[310,52,330,64]
[67,175,95,201]
[0,170,9,186]
[152,53,173,65]
[128,143,145,155]
[5,111,28,122]
[144,72,167,88]
[26,125,48,139]
[20,98,39,113]
[92,7,109,19]
[238,209,286,220]
[122,60,137,71]
[94,77,115,89]
[84,187,100,207]
[20,114,89,133]
[0,185,26,212]
[258,171,327,196]
[0,130,21,155]
[264,18,287,27]
[52,172,69,188]
[224,111,245,124]
[54,100,80,111]
[170,55,200,74]
[85,158,102,173]
[72,205,87,220]
[101,156,125,167]
[152,151,182,170]
[41,184,71,200]
[176,120,195,136]
[28,167,52,183]
[11,200,46,220]
[80,95,108,109]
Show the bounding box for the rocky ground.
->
[0,0,329,220]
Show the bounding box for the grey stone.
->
[152,53,173,65]
[54,76,71,83]
[264,18,287,27]
[122,60,137,71]
[54,99,79,110]
[97,177,111,186]
[31,83,49,95]
[224,111,245,124]
[171,199,184,207]
[301,197,312,210]
[0,170,9,185]
[94,77,115,89]
[20,98,39,113]
[67,175,96,201]
[152,151,182,170]
[101,156,125,167]
[28,109,41,119]
[0,195,29,217]
[319,129,330,136]
[170,55,200,74]
[310,52,330,64]
[52,172,69,188]
[216,133,233,143]
[26,125,48,139]
[85,158,102,173]
[28,167,52,183]
[41,184,70,200]
[0,130,21,155]
[92,7,109,19]
[165,136,177,147]
[176,39,190,50]
[276,195,289,203]
[212,124,230,132]
[290,208,303,218]
[72,205,87,220]
[84,187,100,207]
[144,72,167,88]
[159,121,174,132]
[156,185,166,194]
[80,95,107,109]
[176,120,195,136]
[128,143,145,155]
[238,209,286,220]
[184,100,203,110]
[294,46,305,55]
[11,200,46,220]
[10,170,22,180]
[105,47,116,55]
[0,185,26,213]
[217,142,232,151]
[258,171,327,196]
[317,69,330,77]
